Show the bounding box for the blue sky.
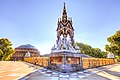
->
[0,0,120,55]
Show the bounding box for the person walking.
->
[34,59,38,69]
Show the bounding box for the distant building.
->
[107,52,114,58]
[11,44,40,61]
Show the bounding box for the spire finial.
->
[64,2,66,10]
[62,2,67,22]
[62,2,67,16]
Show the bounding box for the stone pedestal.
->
[48,51,83,72]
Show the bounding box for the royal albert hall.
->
[11,44,40,61]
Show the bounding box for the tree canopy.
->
[105,30,120,59]
[76,42,107,58]
[0,38,14,60]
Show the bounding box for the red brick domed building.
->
[11,44,40,61]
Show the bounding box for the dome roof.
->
[16,44,36,49]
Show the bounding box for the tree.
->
[0,38,14,60]
[75,42,91,54]
[105,30,120,59]
[0,49,3,59]
[76,42,107,58]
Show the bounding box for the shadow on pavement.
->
[18,70,49,80]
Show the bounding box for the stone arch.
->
[67,29,74,38]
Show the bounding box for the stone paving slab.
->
[0,61,120,80]
[20,67,101,80]
[0,61,38,80]
[20,63,120,80]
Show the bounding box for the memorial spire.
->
[62,2,67,22]
[63,2,67,16]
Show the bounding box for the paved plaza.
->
[0,61,39,80]
[0,61,120,80]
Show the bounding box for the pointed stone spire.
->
[62,2,67,22]
[63,2,67,16]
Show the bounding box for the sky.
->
[0,0,120,55]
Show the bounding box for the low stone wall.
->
[24,57,117,69]
[82,58,118,69]
[24,57,49,67]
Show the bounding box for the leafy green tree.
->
[76,42,107,58]
[0,38,14,60]
[105,30,120,59]
[0,49,3,59]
